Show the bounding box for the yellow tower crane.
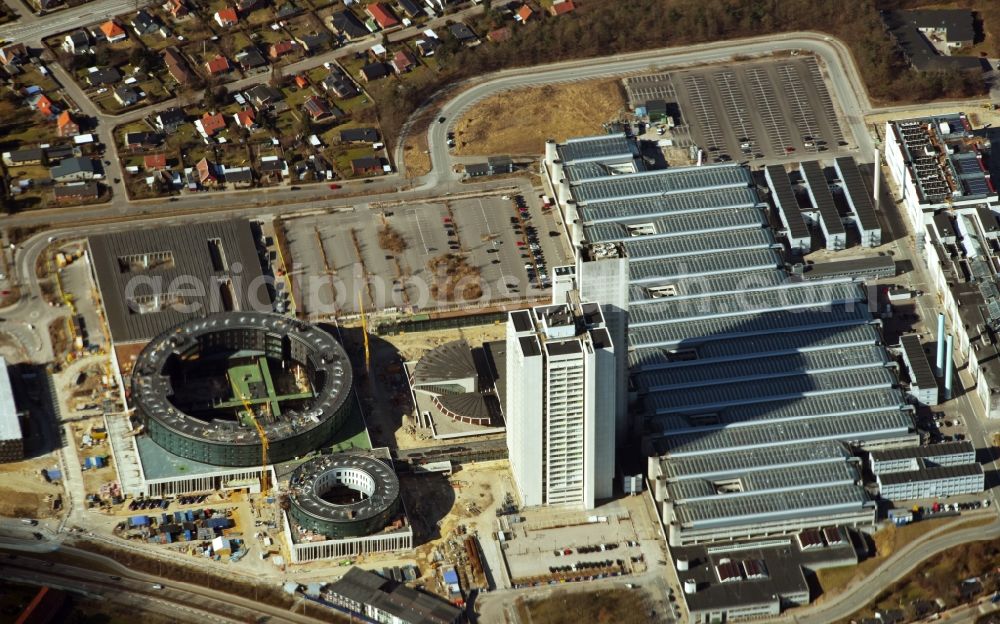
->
[229,375,270,497]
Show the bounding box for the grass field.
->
[451,79,627,157]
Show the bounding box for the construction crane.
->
[230,375,270,497]
[358,290,370,375]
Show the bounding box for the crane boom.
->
[229,374,270,497]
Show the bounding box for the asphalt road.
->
[0,0,152,43]
[0,528,327,624]
[792,516,1000,624]
[419,31,876,190]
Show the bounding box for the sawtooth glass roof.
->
[636,345,887,391]
[668,461,861,502]
[629,248,780,283]
[584,206,766,243]
[571,165,752,204]
[555,133,637,164]
[629,269,787,302]
[674,484,868,528]
[628,305,872,348]
[662,441,852,480]
[628,283,864,326]
[628,324,881,370]
[657,409,913,457]
[579,187,759,223]
[620,228,774,260]
[645,367,896,413]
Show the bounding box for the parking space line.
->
[778,64,821,153]
[746,66,792,154]
[714,70,758,157]
[682,74,724,151]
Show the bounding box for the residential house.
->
[351,157,382,176]
[275,2,300,19]
[449,22,477,44]
[204,55,231,76]
[235,46,268,72]
[515,4,532,23]
[114,85,141,106]
[143,153,167,170]
[100,21,128,43]
[487,27,511,43]
[163,47,194,84]
[45,145,76,162]
[87,67,122,86]
[259,156,286,182]
[268,40,297,60]
[415,38,438,56]
[369,43,388,59]
[125,131,162,149]
[201,112,227,137]
[247,84,284,109]
[196,157,217,185]
[359,61,389,82]
[131,10,162,36]
[390,49,416,74]
[905,9,975,48]
[214,8,239,28]
[295,31,332,55]
[302,95,334,121]
[366,2,399,30]
[397,0,422,19]
[62,30,92,55]
[339,127,378,143]
[53,181,100,203]
[294,74,309,89]
[155,108,186,133]
[222,166,254,188]
[321,68,358,98]
[234,108,257,130]
[0,43,28,66]
[549,0,575,15]
[28,93,56,117]
[57,111,80,138]
[164,0,188,19]
[2,148,45,166]
[50,157,98,182]
[331,11,369,40]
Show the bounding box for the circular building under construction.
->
[287,453,401,538]
[131,312,354,467]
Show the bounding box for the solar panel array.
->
[834,156,880,232]
[800,160,846,236]
[765,165,810,241]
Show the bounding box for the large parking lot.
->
[628,57,852,163]
[282,193,571,317]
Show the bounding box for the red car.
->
[329,183,341,190]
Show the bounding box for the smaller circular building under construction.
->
[287,453,401,538]
[131,312,354,467]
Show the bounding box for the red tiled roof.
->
[366,2,399,29]
[216,7,238,24]
[488,27,511,42]
[100,21,126,39]
[517,5,532,21]
[201,112,227,135]
[57,110,73,127]
[270,40,295,57]
[550,0,575,15]
[205,56,230,74]
[35,95,54,115]
[235,108,255,127]
[144,153,167,169]
[294,74,309,88]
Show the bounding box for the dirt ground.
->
[402,134,432,179]
[452,79,627,156]
[379,323,507,362]
[0,456,64,518]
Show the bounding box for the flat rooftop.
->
[0,358,21,443]
[89,220,271,344]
